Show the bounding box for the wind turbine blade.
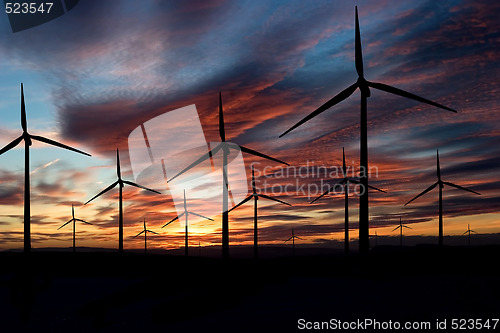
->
[442,181,481,195]
[284,236,293,242]
[310,188,332,204]
[146,230,159,235]
[436,150,441,180]
[251,166,256,193]
[403,225,412,229]
[168,144,222,183]
[133,230,145,238]
[30,135,91,156]
[0,136,23,156]
[219,91,225,142]
[228,195,253,212]
[295,236,303,240]
[354,6,364,78]
[122,180,161,194]
[342,147,347,178]
[259,194,291,206]
[188,211,215,221]
[162,212,184,228]
[116,149,121,179]
[21,83,27,132]
[348,179,385,193]
[392,226,401,232]
[367,81,456,113]
[85,181,119,204]
[57,219,73,230]
[239,145,289,165]
[463,230,469,235]
[75,219,92,225]
[366,184,386,193]
[404,182,438,206]
[279,82,358,138]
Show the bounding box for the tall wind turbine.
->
[168,92,288,259]
[310,148,385,254]
[0,83,91,253]
[162,189,213,257]
[392,217,411,247]
[463,224,476,247]
[279,7,456,254]
[133,218,158,254]
[284,228,302,257]
[57,204,92,253]
[229,166,291,259]
[85,149,161,253]
[405,151,480,248]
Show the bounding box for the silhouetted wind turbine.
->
[392,217,411,247]
[370,231,378,247]
[279,7,456,254]
[0,83,91,253]
[229,166,291,259]
[405,150,480,248]
[284,228,302,257]
[133,218,158,254]
[310,148,385,255]
[85,149,161,253]
[463,224,476,247]
[57,204,92,253]
[168,92,288,259]
[162,189,213,256]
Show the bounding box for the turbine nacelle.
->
[356,77,371,97]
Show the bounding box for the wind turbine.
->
[392,217,411,247]
[370,231,378,247]
[168,92,288,259]
[229,165,291,259]
[310,148,385,255]
[405,150,480,248]
[162,189,213,257]
[284,228,302,257]
[463,224,476,247]
[85,149,161,253]
[57,204,92,253]
[133,218,158,254]
[0,83,91,253]
[279,7,456,254]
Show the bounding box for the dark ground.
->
[0,245,499,332]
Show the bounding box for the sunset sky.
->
[0,0,498,251]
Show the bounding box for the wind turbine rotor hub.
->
[357,77,370,97]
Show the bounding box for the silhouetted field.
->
[0,246,499,332]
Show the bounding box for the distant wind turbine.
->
[284,228,302,257]
[229,165,291,259]
[463,224,476,247]
[392,217,411,247]
[310,148,385,255]
[168,92,288,259]
[370,231,378,247]
[57,204,92,253]
[85,149,161,253]
[405,150,480,248]
[279,7,456,254]
[0,83,91,253]
[133,218,158,254]
[162,189,213,256]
